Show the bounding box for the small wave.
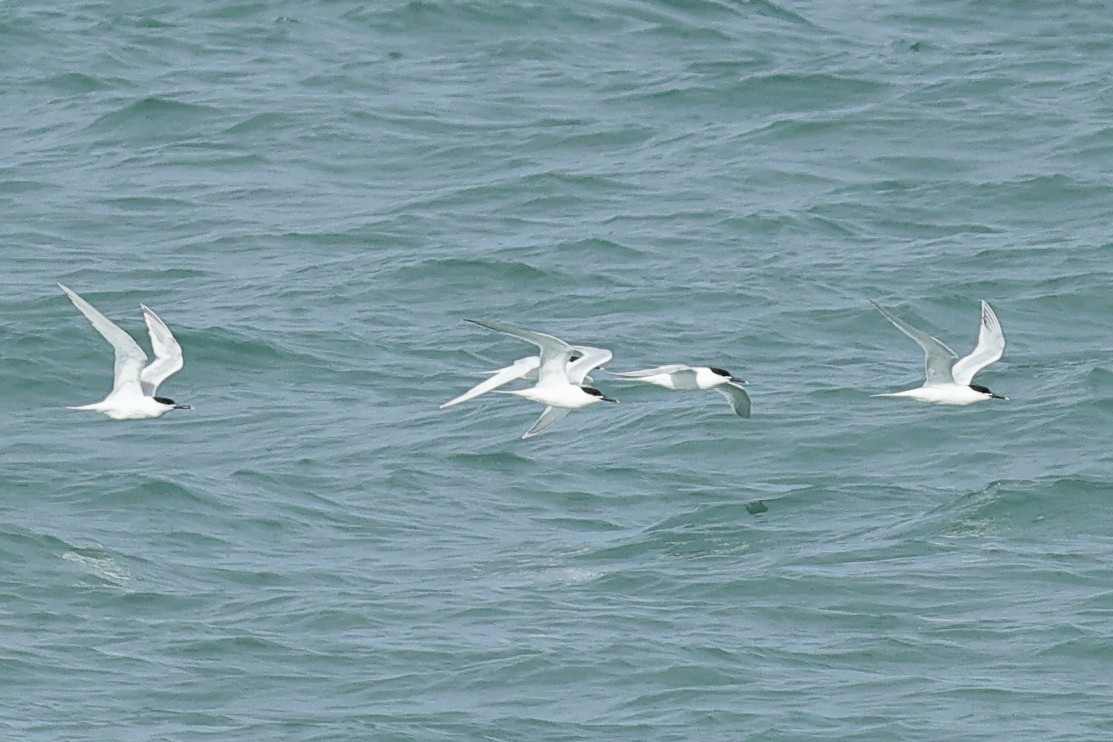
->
[86,97,223,141]
[905,476,1113,542]
[62,549,132,586]
[41,71,111,93]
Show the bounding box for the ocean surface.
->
[2,0,1112,739]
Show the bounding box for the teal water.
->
[3,1,1113,739]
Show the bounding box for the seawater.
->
[2,1,1112,739]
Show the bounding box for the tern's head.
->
[969,384,1007,401]
[710,367,746,385]
[581,386,618,404]
[154,396,193,410]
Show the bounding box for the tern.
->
[462,319,617,438]
[440,345,612,409]
[872,299,1006,405]
[59,283,192,420]
[610,365,751,417]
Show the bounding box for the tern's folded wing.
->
[951,300,1005,386]
[59,283,147,398]
[871,301,958,386]
[566,345,612,385]
[715,382,752,418]
[441,357,538,408]
[465,319,575,388]
[139,304,184,396]
[465,318,567,350]
[522,406,572,438]
[610,364,690,378]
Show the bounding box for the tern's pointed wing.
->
[611,364,691,378]
[566,345,612,385]
[465,319,575,388]
[522,406,572,438]
[871,301,958,385]
[138,304,184,396]
[951,300,1005,386]
[485,356,541,380]
[715,381,752,418]
[440,356,539,408]
[59,283,147,398]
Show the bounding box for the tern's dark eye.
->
[968,384,991,394]
[709,367,731,377]
[153,396,176,405]
[582,387,603,397]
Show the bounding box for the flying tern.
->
[610,365,751,417]
[440,345,612,409]
[59,283,192,420]
[461,319,617,438]
[872,299,1006,405]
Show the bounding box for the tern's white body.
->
[874,384,994,405]
[59,283,191,420]
[499,383,605,410]
[462,319,617,438]
[68,396,181,420]
[440,343,610,409]
[615,366,726,391]
[872,299,1006,406]
[611,364,751,417]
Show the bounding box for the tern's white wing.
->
[951,300,1005,386]
[441,356,539,409]
[465,319,575,388]
[486,356,541,381]
[871,301,958,386]
[566,345,612,385]
[611,364,691,378]
[522,406,572,438]
[59,283,147,399]
[139,304,183,396]
[715,381,752,418]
